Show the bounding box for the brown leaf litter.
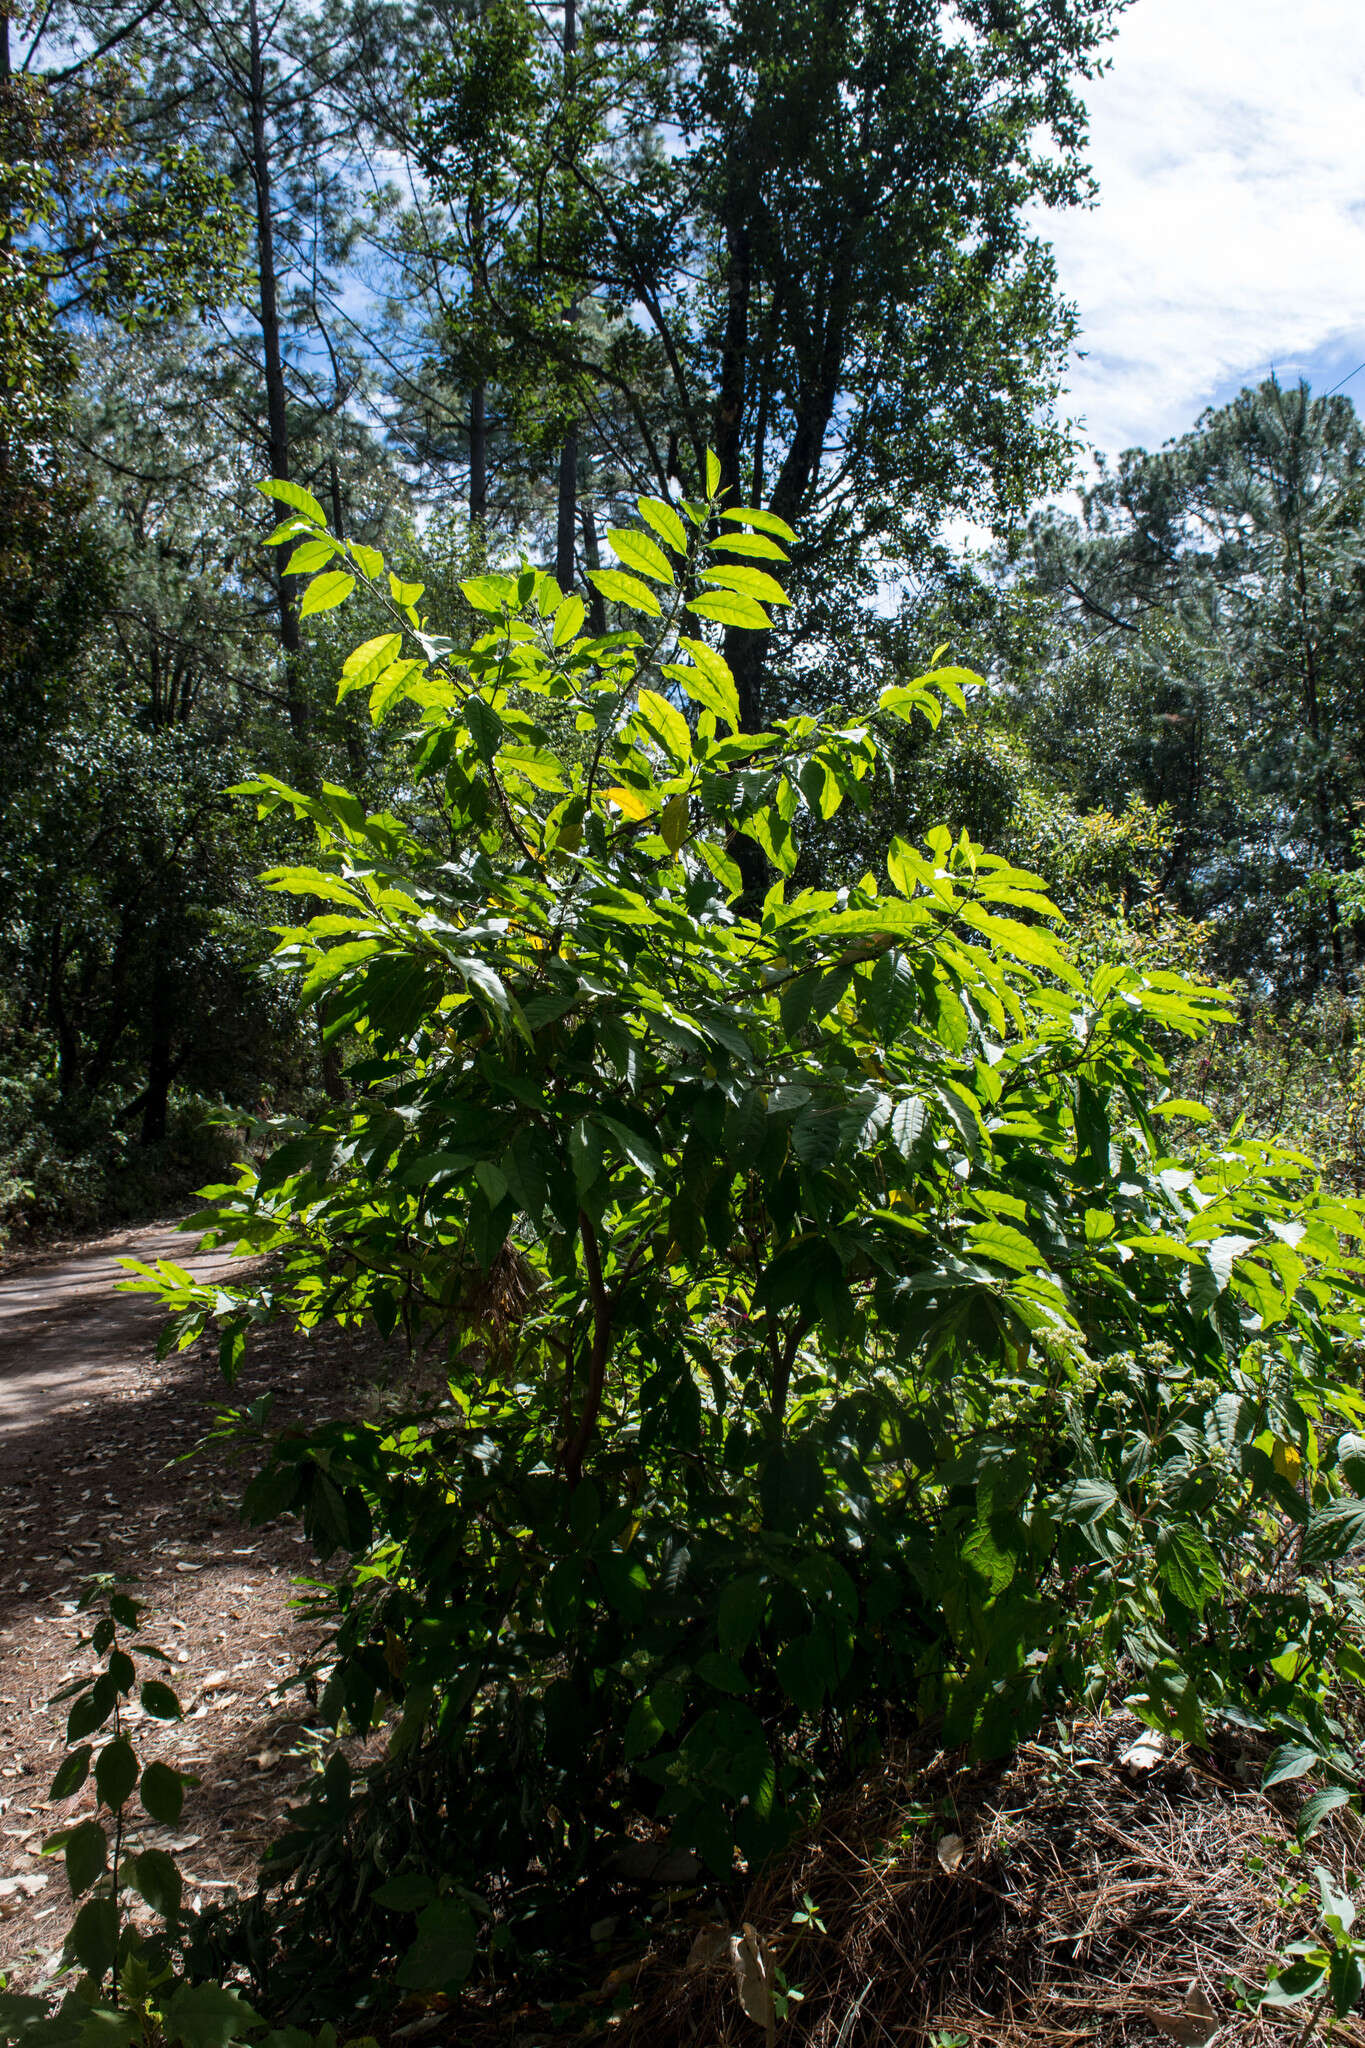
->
[620,1714,1365,2048]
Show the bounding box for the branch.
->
[562,1208,611,1486]
[43,0,166,81]
[1064,576,1140,636]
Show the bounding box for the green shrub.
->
[0,1065,244,1245]
[133,466,1365,2006]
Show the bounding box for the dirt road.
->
[0,1224,238,1451]
[0,1223,360,1984]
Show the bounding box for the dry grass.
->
[620,1712,1363,2048]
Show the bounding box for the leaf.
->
[66,1677,114,1742]
[668,638,742,731]
[656,665,728,739]
[373,1873,437,1912]
[890,1095,928,1157]
[660,793,690,853]
[1151,1098,1213,1124]
[299,571,356,618]
[588,568,662,617]
[597,1115,664,1182]
[77,2007,140,2048]
[598,782,649,827]
[634,688,692,767]
[163,1983,262,2048]
[396,1899,476,1992]
[1205,1233,1257,1293]
[132,1848,182,1920]
[257,477,325,525]
[1136,1996,1220,2044]
[1155,1523,1220,1617]
[1303,1498,1365,1565]
[701,563,790,606]
[730,1924,774,2029]
[1263,1742,1322,1789]
[140,1680,182,1721]
[1261,1958,1328,2008]
[705,449,722,497]
[1330,1945,1365,2019]
[707,532,790,561]
[140,1760,185,1825]
[369,659,423,721]
[460,574,514,613]
[936,1833,965,1873]
[1299,1785,1351,1839]
[686,590,771,631]
[791,1108,842,1171]
[263,514,311,545]
[337,633,403,701]
[49,1745,91,1801]
[695,1652,749,1694]
[967,1221,1042,1273]
[68,1896,118,1981]
[63,1821,107,1898]
[93,1738,137,1812]
[1337,1432,1365,1492]
[284,537,336,575]
[1056,1478,1119,1526]
[717,1575,766,1656]
[552,593,585,645]
[608,527,674,584]
[720,506,797,542]
[637,495,687,554]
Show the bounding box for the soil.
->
[0,1222,383,1987]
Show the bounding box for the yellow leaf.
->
[1272,1441,1302,1482]
[661,793,689,852]
[606,786,653,822]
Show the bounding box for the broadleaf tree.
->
[131,470,1365,1989]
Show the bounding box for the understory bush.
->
[0,1063,244,1246]
[122,465,1365,2012]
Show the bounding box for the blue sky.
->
[1043,0,1365,460]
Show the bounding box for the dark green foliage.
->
[1017,377,1365,995]
[35,1581,190,1995]
[407,0,1127,719]
[133,477,1365,2009]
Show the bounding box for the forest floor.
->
[0,1230,1360,2046]
[0,1221,382,1989]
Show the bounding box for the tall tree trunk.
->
[247,0,307,742]
[139,959,173,1145]
[1292,527,1350,995]
[555,426,578,589]
[470,377,487,530]
[48,927,79,1099]
[469,167,489,537]
[328,452,346,539]
[581,496,606,636]
[553,0,579,587]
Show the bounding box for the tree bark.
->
[247,0,307,742]
[469,377,487,530]
[139,960,173,1145]
[553,0,579,587]
[581,494,606,635]
[555,425,578,589]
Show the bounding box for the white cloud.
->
[1042,0,1365,459]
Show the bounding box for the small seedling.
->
[1247,1865,1365,2030]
